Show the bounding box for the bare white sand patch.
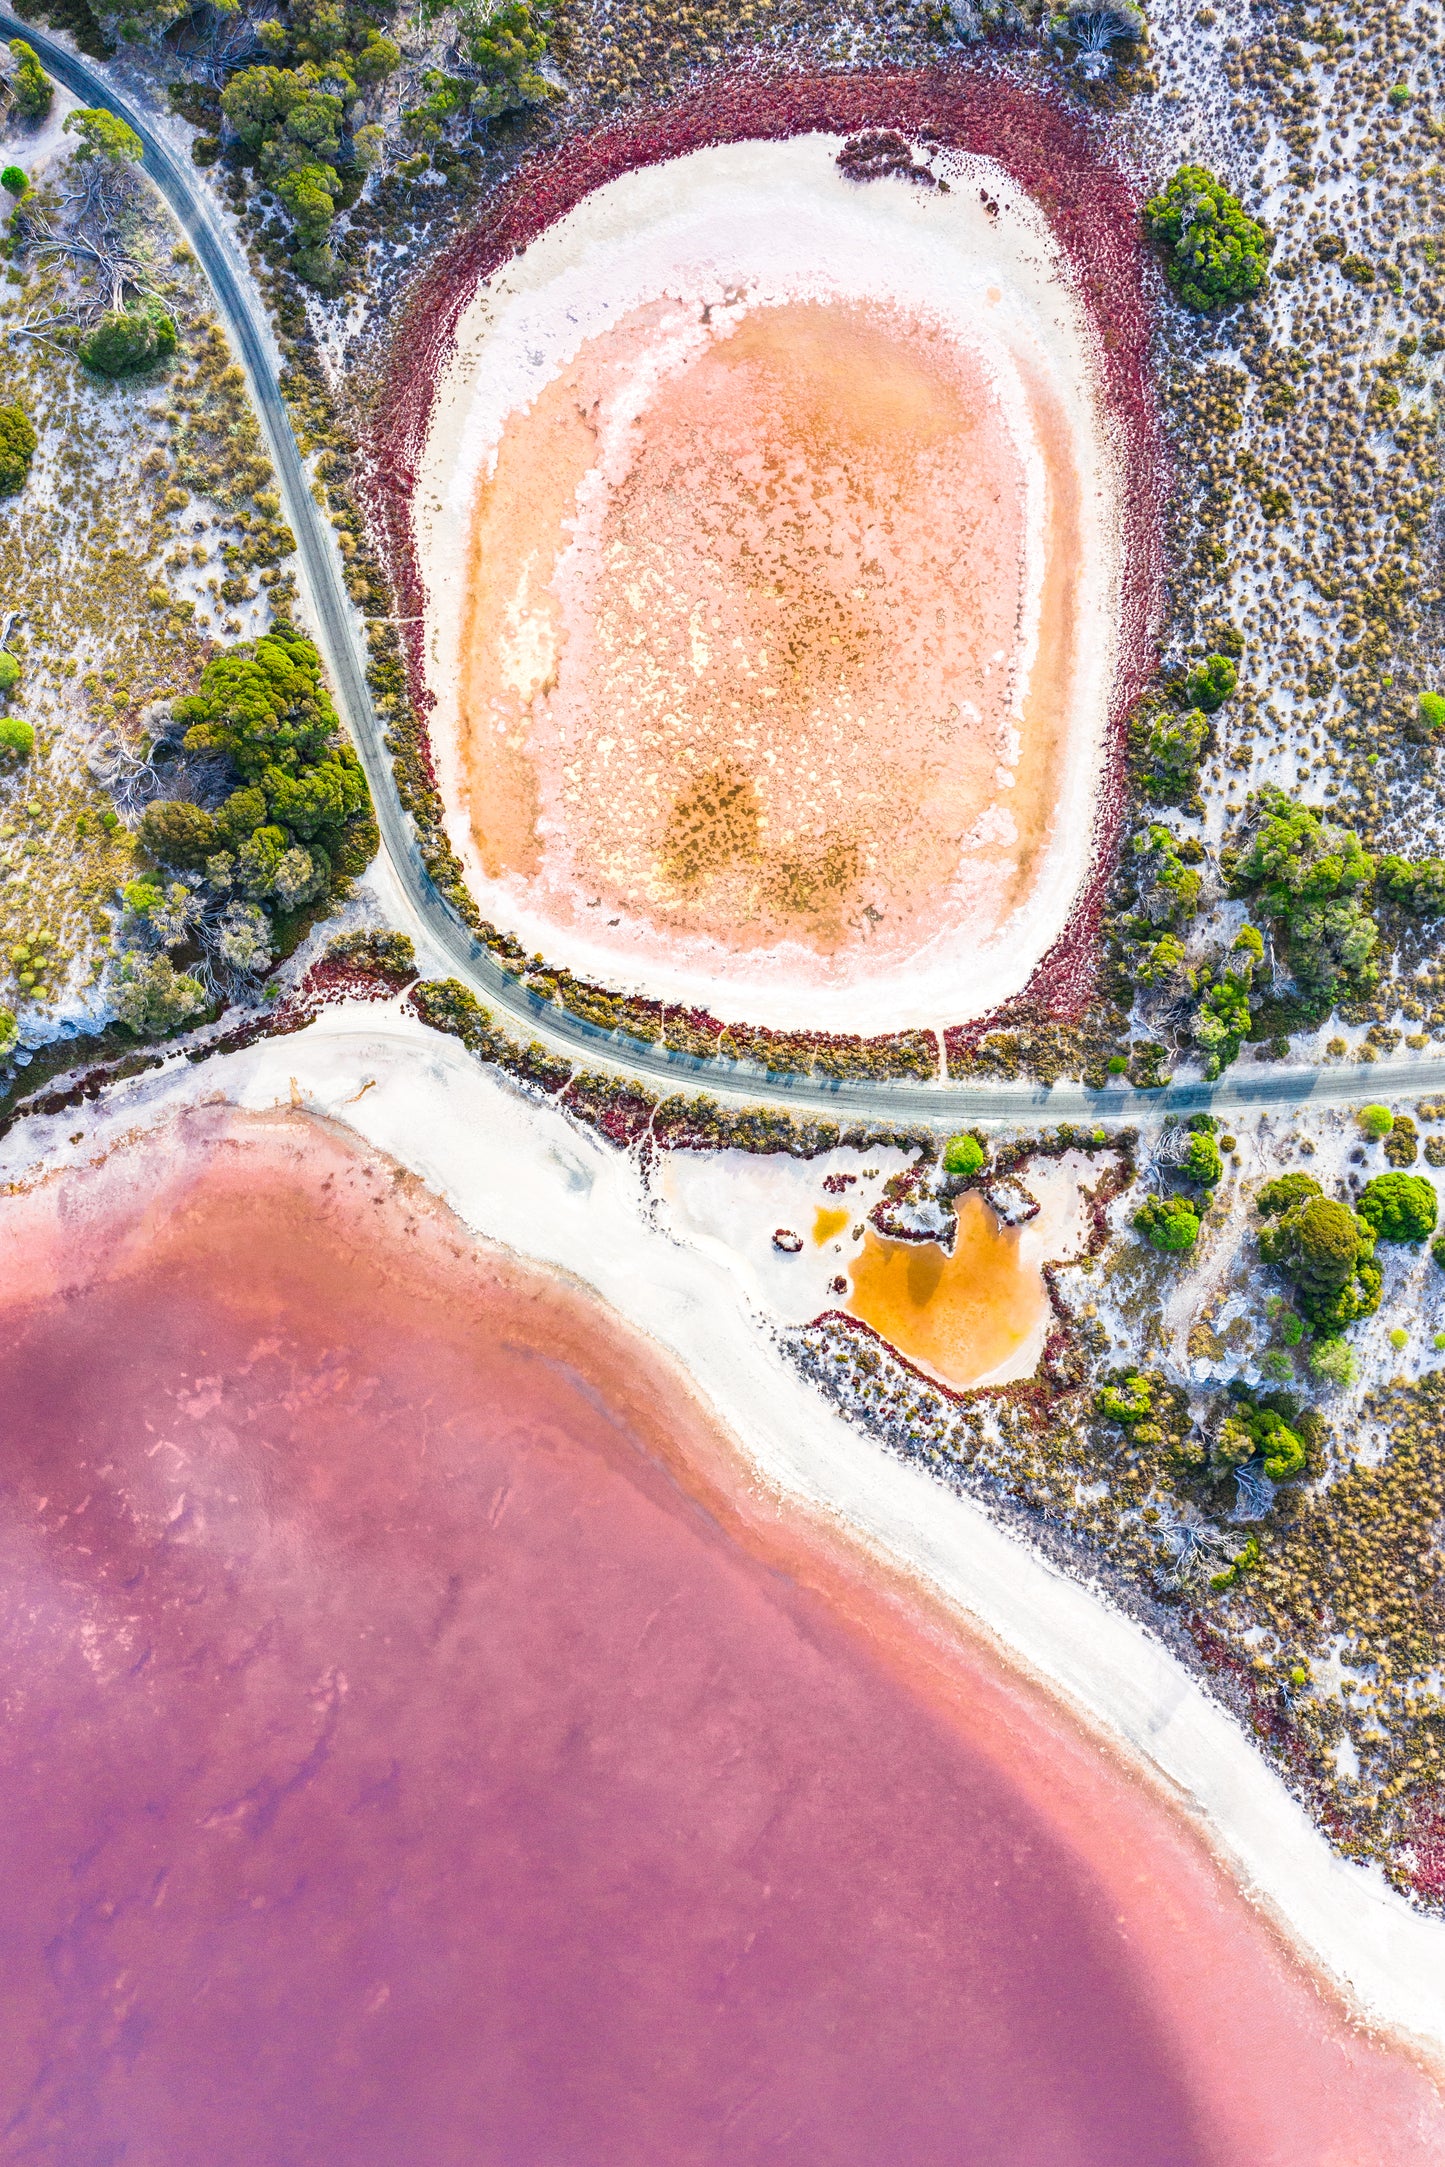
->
[416,135,1125,1033]
[10,1004,1445,2062]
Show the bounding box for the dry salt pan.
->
[416,134,1126,1035]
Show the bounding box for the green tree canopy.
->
[1182,1130,1223,1186]
[463,0,556,119]
[1145,164,1273,311]
[142,625,374,916]
[1357,1172,1438,1244]
[64,108,144,163]
[8,41,52,122]
[137,799,218,869]
[80,304,178,377]
[1228,787,1377,997]
[110,951,206,1035]
[0,402,36,494]
[1134,1192,1201,1252]
[1183,653,1238,712]
[1143,705,1207,803]
[943,1132,985,1177]
[1215,1397,1307,1481]
[1258,1185,1380,1331]
[1096,1371,1152,1424]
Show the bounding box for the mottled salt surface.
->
[1,1094,1442,2166]
[416,135,1123,1033]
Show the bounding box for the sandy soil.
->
[4,1003,1445,2095]
[415,135,1123,1033]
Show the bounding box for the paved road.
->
[9,14,1443,1128]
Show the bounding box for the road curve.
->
[8,14,1442,1129]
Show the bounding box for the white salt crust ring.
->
[416,134,1126,1037]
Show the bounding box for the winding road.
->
[7,13,1441,1128]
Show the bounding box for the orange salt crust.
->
[458,292,1087,977]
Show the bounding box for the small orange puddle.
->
[846,1191,1045,1390]
[813,1205,850,1245]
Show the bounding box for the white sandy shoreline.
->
[6,1002,1445,2064]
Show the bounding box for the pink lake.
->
[0,1107,1440,2166]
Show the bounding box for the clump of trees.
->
[1134,1190,1201,1251]
[7,40,51,123]
[1140,704,1208,804]
[215,0,555,285]
[1212,1385,1310,1483]
[134,622,375,938]
[1144,164,1273,311]
[111,950,206,1036]
[107,626,376,1031]
[1193,924,1263,1077]
[1256,1173,1381,1337]
[1376,853,1445,918]
[1356,1172,1438,1245]
[0,401,36,493]
[1226,787,1378,1002]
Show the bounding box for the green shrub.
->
[1144,165,1272,311]
[64,108,144,164]
[1356,1171,1438,1244]
[1134,1192,1201,1252]
[1390,1326,1409,1350]
[1256,1171,1323,1216]
[1419,691,1445,732]
[0,716,33,758]
[1143,705,1208,802]
[464,1,558,119]
[1376,855,1445,916]
[0,402,36,494]
[0,651,20,695]
[1308,1337,1358,1389]
[943,1132,985,1178]
[137,798,218,869]
[1258,1188,1379,1331]
[109,951,206,1036]
[1357,1103,1394,1138]
[1182,1131,1223,1186]
[0,166,25,196]
[1384,1114,1418,1167]
[0,1003,15,1058]
[1096,1371,1152,1425]
[1216,1397,1306,1480]
[8,40,52,122]
[1183,654,1238,712]
[80,305,179,378]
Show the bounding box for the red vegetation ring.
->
[366,62,1165,1047]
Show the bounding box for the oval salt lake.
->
[418,134,1129,1036]
[0,1110,1440,2165]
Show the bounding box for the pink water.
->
[0,1110,1440,2166]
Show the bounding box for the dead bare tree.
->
[11,159,158,326]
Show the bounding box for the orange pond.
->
[845,1191,1046,1389]
[460,291,1083,971]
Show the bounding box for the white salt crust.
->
[14,1005,1445,2074]
[415,135,1126,1034]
